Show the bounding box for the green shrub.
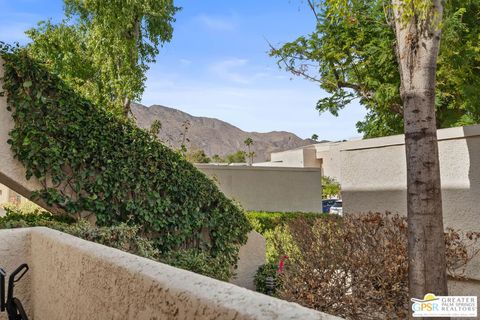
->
[252,212,328,294]
[254,262,279,295]
[246,211,328,234]
[264,225,302,264]
[2,201,43,214]
[0,209,159,260]
[185,149,211,163]
[0,46,251,280]
[64,221,160,260]
[0,206,76,228]
[226,151,246,163]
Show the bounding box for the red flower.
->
[278,255,289,273]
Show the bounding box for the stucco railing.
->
[0,227,341,320]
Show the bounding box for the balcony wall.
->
[0,227,340,320]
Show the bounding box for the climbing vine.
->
[0,45,251,275]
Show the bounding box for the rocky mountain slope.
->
[132,103,315,162]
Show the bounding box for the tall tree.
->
[271,0,480,138]
[244,137,255,165]
[392,0,448,307]
[273,0,450,312]
[27,0,178,116]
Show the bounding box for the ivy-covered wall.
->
[0,46,251,278]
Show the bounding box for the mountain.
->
[131,103,316,162]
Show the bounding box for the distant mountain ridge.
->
[132,103,316,162]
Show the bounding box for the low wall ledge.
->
[337,124,480,152]
[0,227,342,320]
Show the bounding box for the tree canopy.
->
[321,176,341,198]
[227,151,247,164]
[271,0,480,138]
[186,149,211,164]
[27,0,178,116]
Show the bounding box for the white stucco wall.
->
[266,142,343,180]
[196,164,322,212]
[269,146,321,168]
[231,231,266,290]
[315,142,343,180]
[0,229,32,320]
[0,227,341,320]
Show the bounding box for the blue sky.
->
[0,0,367,140]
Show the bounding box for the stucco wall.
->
[0,227,340,320]
[0,229,32,320]
[231,231,266,290]
[196,164,322,212]
[269,146,321,168]
[267,142,341,180]
[338,125,480,296]
[315,142,342,181]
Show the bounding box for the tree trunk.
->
[392,0,448,318]
[122,17,141,118]
[123,97,132,117]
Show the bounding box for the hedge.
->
[0,45,251,279]
[246,211,329,234]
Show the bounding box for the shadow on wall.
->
[465,127,480,227]
[462,128,480,286]
[342,128,480,294]
[343,130,480,233]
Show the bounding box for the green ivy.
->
[0,45,251,278]
[161,249,233,281]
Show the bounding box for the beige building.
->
[260,141,343,180]
[254,145,322,168]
